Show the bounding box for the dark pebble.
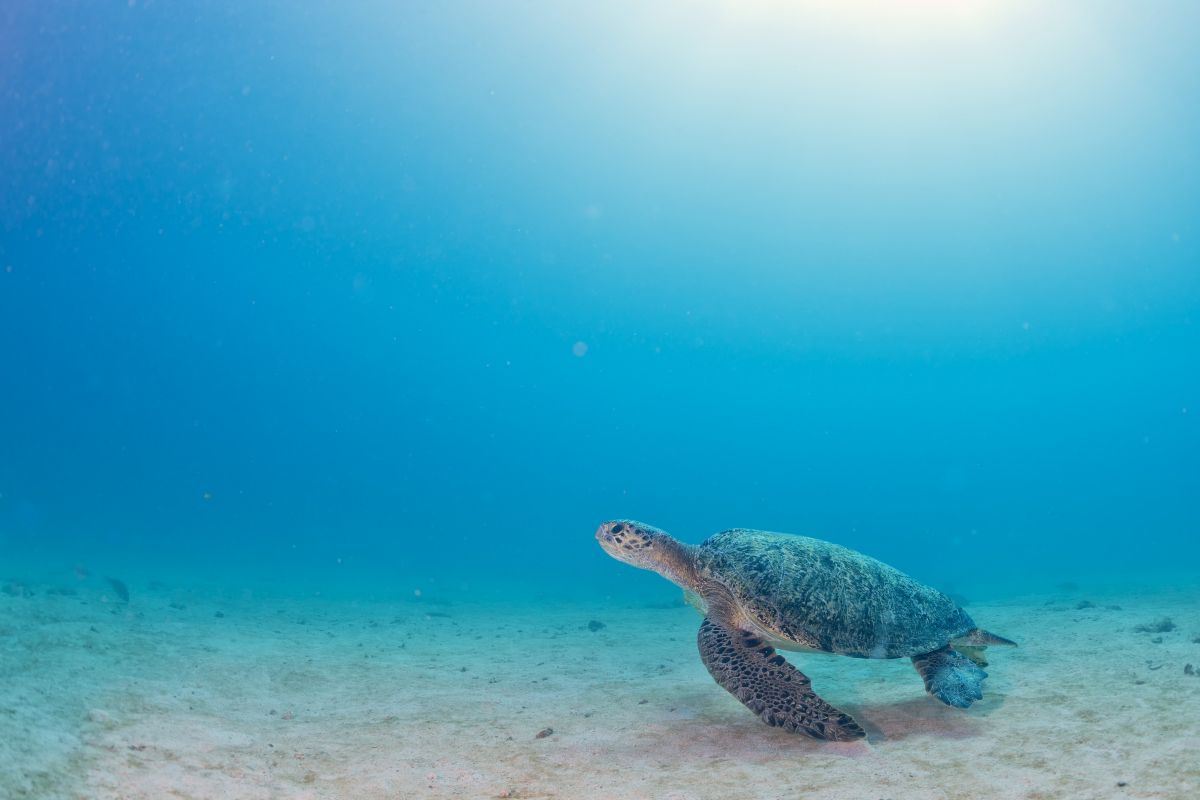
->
[534,727,554,739]
[1133,618,1175,633]
[105,577,130,602]
[1185,664,1195,676]
[587,620,606,632]
[1075,600,1095,610]
[1151,636,1163,644]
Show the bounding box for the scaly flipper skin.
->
[912,646,987,708]
[697,616,865,741]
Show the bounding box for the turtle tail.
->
[952,628,1017,648]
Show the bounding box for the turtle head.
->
[596,520,697,588]
[595,519,666,568]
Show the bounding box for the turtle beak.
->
[596,520,630,557]
[595,521,616,545]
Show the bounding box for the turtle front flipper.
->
[912,646,987,708]
[697,616,865,741]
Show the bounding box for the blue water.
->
[2,2,1198,606]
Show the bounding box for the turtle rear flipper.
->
[697,616,864,741]
[956,645,989,667]
[912,646,987,708]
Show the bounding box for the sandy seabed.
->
[2,575,1198,800]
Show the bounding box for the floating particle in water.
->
[572,341,588,358]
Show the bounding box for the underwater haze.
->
[5,3,1200,799]
[3,3,1200,600]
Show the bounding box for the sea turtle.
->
[596,520,1015,740]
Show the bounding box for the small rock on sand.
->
[534,727,554,739]
[105,577,130,602]
[86,709,117,728]
[2,580,33,598]
[1134,618,1175,633]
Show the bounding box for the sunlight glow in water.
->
[725,0,1008,35]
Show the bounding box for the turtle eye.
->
[612,523,625,534]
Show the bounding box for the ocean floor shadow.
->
[850,695,1000,742]
[614,688,994,759]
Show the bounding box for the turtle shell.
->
[696,529,975,659]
